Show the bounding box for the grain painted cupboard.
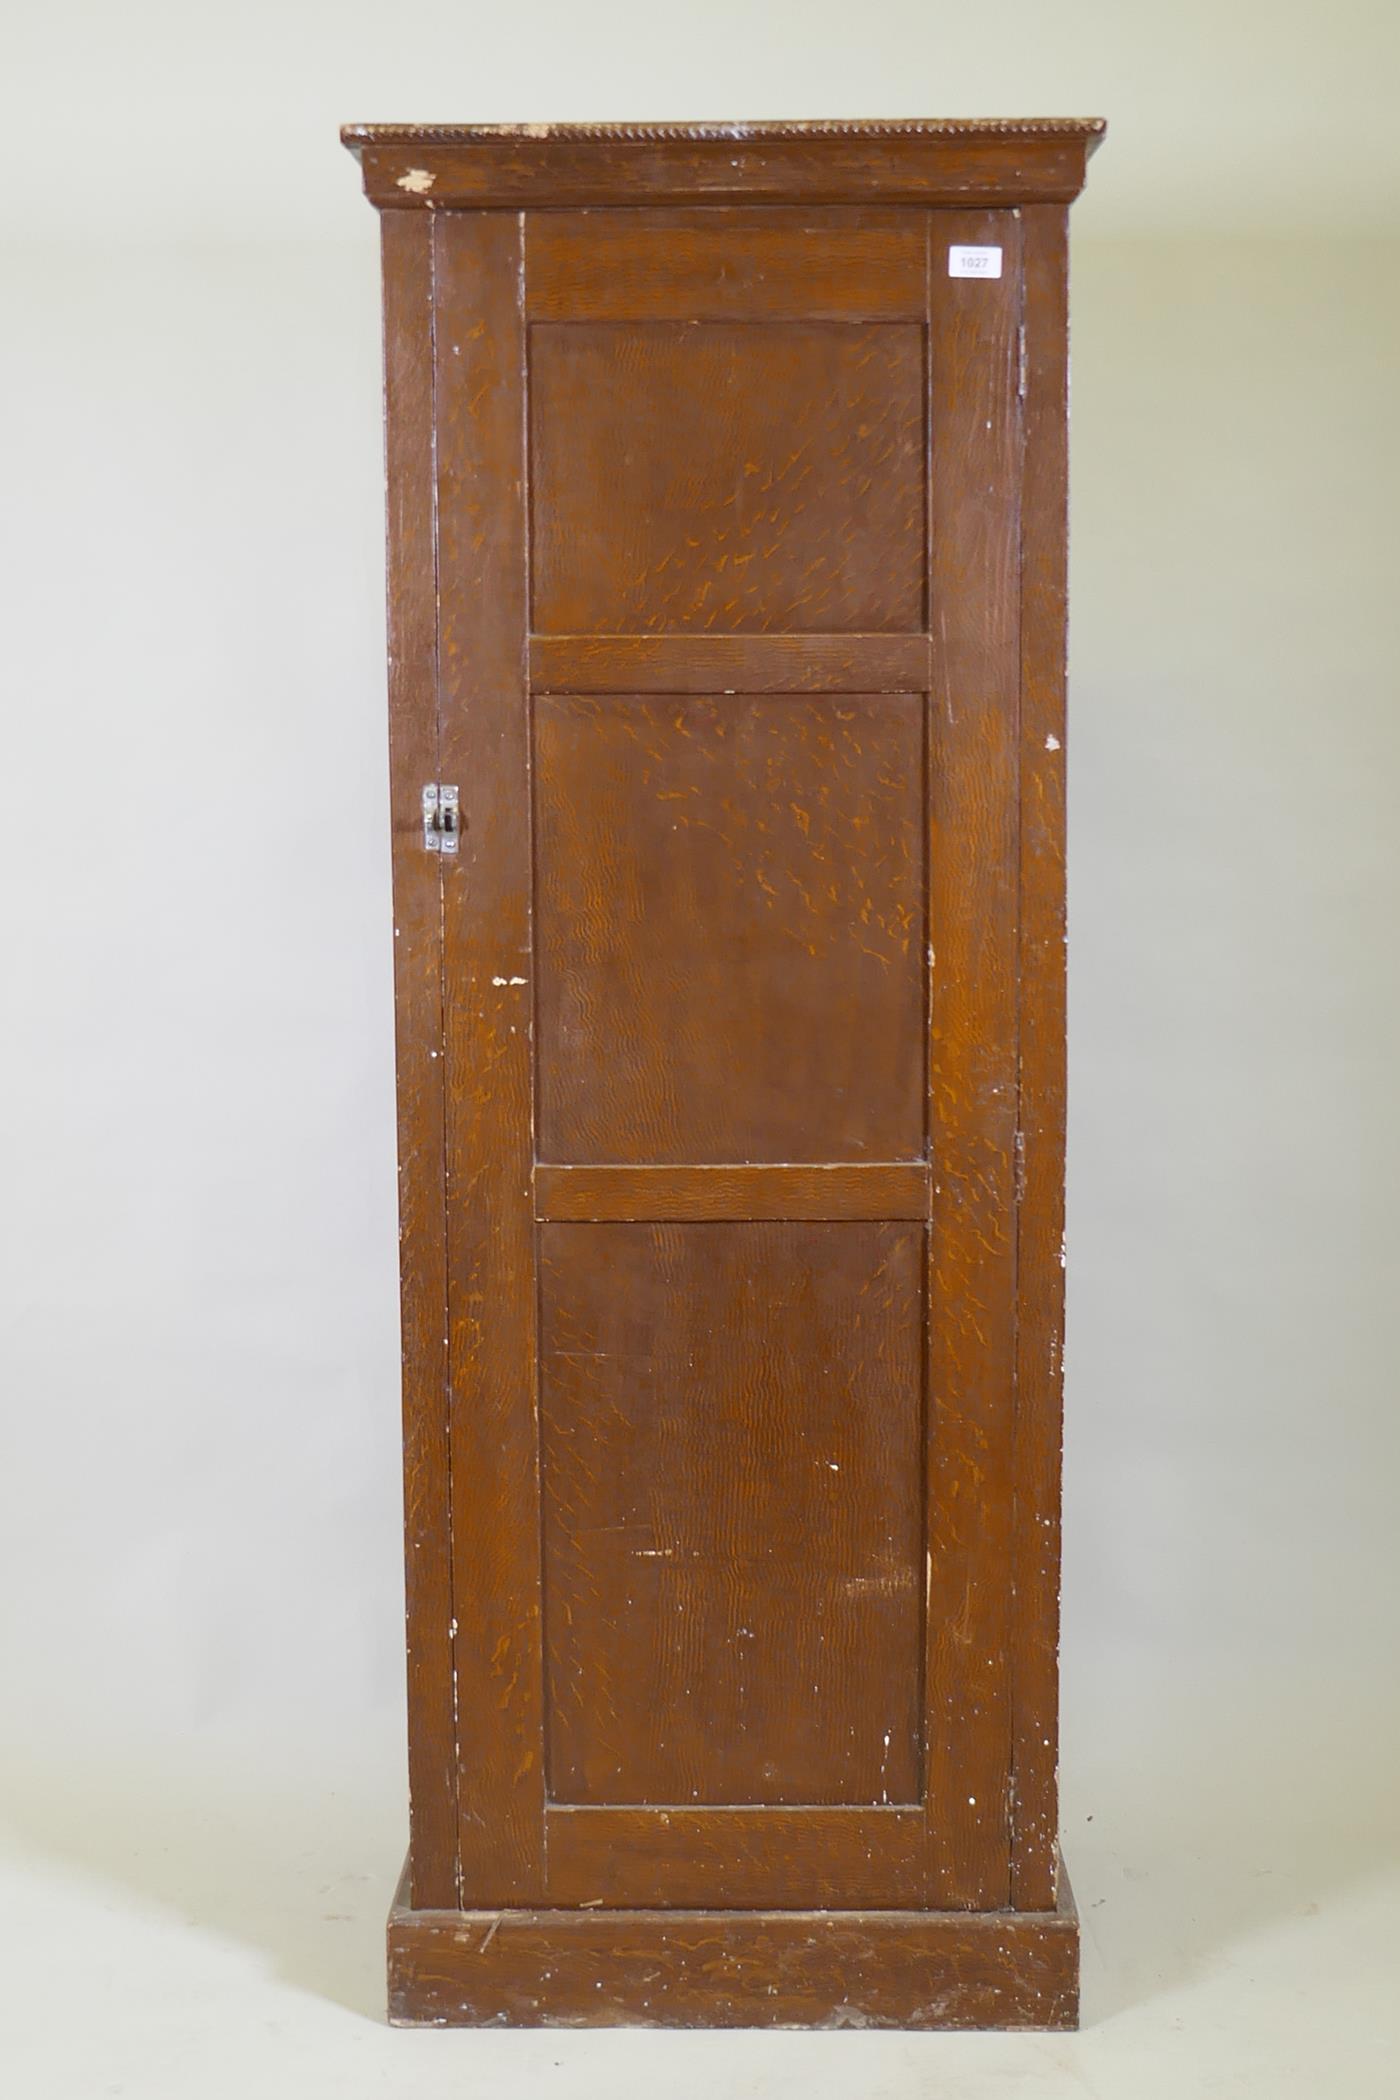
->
[342,117,1104,2030]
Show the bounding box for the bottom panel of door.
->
[534,1214,1008,1910]
[539,1220,926,1812]
[543,1804,928,1910]
[387,1859,1080,2030]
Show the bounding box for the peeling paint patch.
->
[1044,732,1060,751]
[396,168,436,194]
[492,974,528,986]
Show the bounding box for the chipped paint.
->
[842,1569,915,1597]
[396,167,436,194]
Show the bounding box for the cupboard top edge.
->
[342,118,1106,212]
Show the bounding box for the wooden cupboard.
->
[342,117,1105,2030]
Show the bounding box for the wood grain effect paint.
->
[542,1804,930,1910]
[380,211,457,1909]
[526,207,926,322]
[529,322,926,635]
[529,632,930,696]
[539,1222,925,1808]
[346,119,1104,215]
[386,1865,1081,2028]
[922,208,1025,1908]
[534,1162,930,1222]
[1011,203,1071,1912]
[534,692,926,1165]
[355,158,1094,2024]
[434,210,544,1904]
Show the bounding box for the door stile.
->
[435,209,548,1904]
[922,206,1025,1907]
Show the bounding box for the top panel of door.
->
[527,210,926,639]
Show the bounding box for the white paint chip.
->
[396,168,436,194]
[491,975,528,986]
[1045,732,1061,751]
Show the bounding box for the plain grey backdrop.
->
[3,3,1398,2093]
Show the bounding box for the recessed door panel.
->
[529,320,926,635]
[540,1220,925,1807]
[534,691,926,1165]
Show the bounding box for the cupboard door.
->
[432,204,1023,1909]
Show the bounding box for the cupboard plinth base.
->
[386,1861,1079,2030]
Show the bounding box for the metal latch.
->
[422,783,459,854]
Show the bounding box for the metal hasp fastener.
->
[422,783,460,854]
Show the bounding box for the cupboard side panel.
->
[435,210,545,1902]
[381,211,458,1909]
[922,208,1024,1907]
[1011,203,1070,1911]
